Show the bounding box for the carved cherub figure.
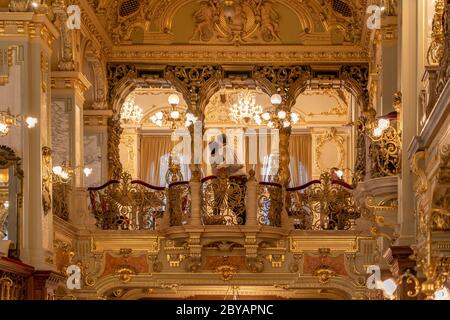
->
[258,1,280,42]
[191,1,217,42]
[227,3,247,32]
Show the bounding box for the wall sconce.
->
[52,162,92,184]
[0,109,38,137]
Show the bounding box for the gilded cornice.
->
[109,45,369,64]
[51,71,92,94]
[0,13,59,48]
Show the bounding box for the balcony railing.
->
[88,173,166,230]
[286,173,361,230]
[88,172,363,231]
[201,175,247,225]
[257,182,282,227]
[168,181,191,227]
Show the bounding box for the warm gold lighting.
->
[120,93,143,124]
[150,94,197,129]
[0,109,38,137]
[53,162,93,184]
[229,90,263,124]
[254,94,301,129]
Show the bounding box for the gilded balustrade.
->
[168,181,191,227]
[257,182,282,227]
[369,116,402,178]
[88,173,166,230]
[286,173,361,230]
[201,175,247,226]
[0,271,26,300]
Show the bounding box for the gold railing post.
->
[163,188,171,228]
[189,166,202,226]
[246,170,258,226]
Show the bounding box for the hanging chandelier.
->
[120,93,143,124]
[229,90,263,124]
[254,94,301,129]
[0,108,38,137]
[150,94,197,129]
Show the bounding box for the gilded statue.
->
[191,1,217,42]
[226,3,247,33]
[257,1,280,42]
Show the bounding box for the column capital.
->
[51,71,92,96]
[0,13,59,49]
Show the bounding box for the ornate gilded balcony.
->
[88,173,166,230]
[88,172,364,232]
[286,173,361,230]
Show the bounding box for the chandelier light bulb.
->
[3,201,9,209]
[155,112,164,120]
[271,94,282,105]
[168,94,180,106]
[83,167,93,177]
[277,110,287,119]
[373,127,383,137]
[336,169,344,179]
[262,112,271,121]
[378,118,390,130]
[0,123,9,135]
[283,120,290,128]
[155,119,163,127]
[291,113,300,123]
[25,117,38,128]
[31,1,39,8]
[60,171,70,181]
[52,166,63,176]
[170,110,180,119]
[267,121,274,128]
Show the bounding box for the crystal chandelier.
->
[0,108,38,137]
[120,93,143,124]
[254,94,301,128]
[229,90,263,124]
[150,94,197,129]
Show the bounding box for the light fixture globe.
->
[381,278,398,296]
[277,110,287,119]
[378,118,390,130]
[271,94,282,105]
[170,110,180,119]
[168,94,180,106]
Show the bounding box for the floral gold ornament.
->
[0,109,37,137]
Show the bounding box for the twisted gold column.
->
[278,127,291,188]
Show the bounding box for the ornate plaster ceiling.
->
[83,0,372,62]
